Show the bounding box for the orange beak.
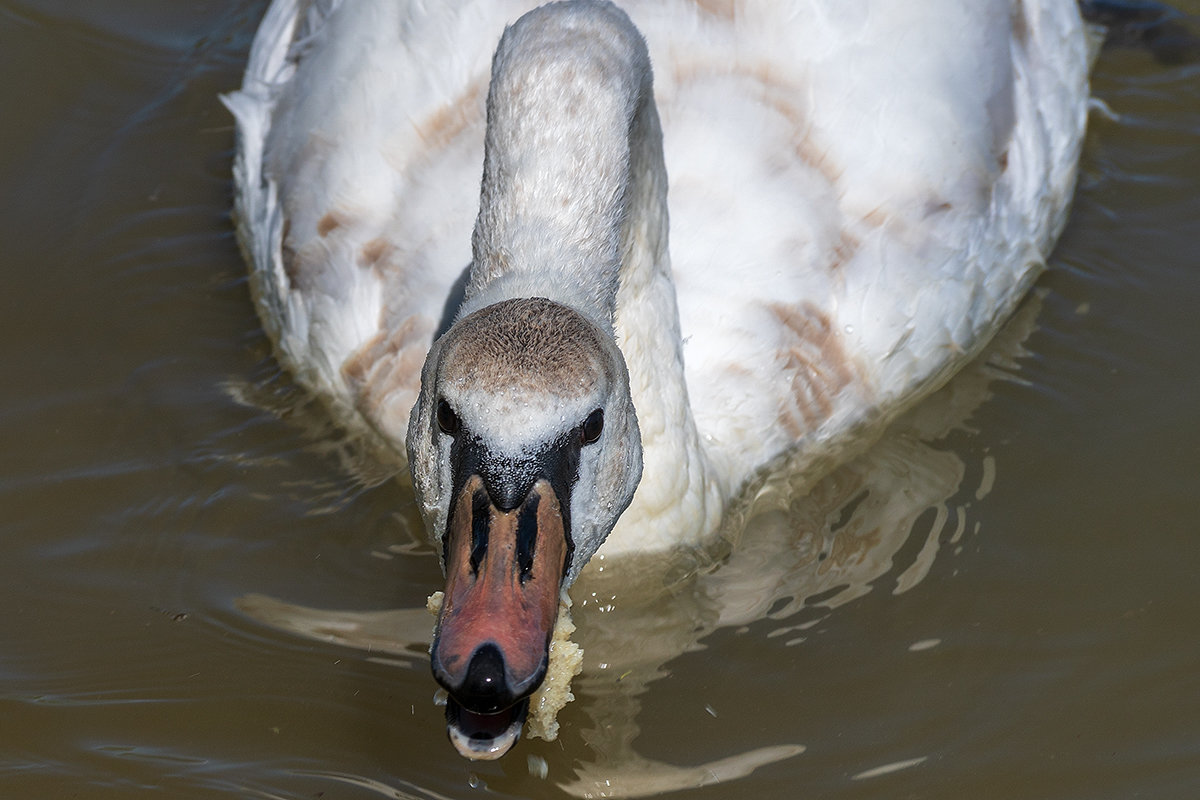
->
[431,475,568,759]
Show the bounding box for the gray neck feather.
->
[463,1,659,332]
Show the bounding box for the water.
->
[1,1,1198,797]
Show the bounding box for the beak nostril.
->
[459,643,510,714]
[469,488,490,573]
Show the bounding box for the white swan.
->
[226,0,1089,760]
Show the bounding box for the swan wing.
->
[640,0,1087,486]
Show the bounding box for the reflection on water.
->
[237,293,1043,796]
[2,1,1200,798]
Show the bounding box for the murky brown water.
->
[2,2,1199,797]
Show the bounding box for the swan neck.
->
[463,3,719,552]
[463,2,659,328]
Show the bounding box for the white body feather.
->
[226,0,1088,558]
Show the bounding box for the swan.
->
[225,0,1089,760]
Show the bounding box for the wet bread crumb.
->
[427,591,583,741]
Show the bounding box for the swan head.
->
[408,296,642,759]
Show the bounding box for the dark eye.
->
[436,399,460,435]
[581,408,604,445]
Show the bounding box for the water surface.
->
[1,2,1198,797]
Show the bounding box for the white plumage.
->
[227,0,1089,761]
[226,0,1086,584]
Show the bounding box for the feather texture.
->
[226,0,1088,559]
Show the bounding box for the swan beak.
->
[431,475,568,760]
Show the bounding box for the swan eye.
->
[581,408,604,445]
[436,399,460,435]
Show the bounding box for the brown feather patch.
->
[441,298,611,399]
[771,301,856,437]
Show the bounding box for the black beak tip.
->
[459,642,512,713]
